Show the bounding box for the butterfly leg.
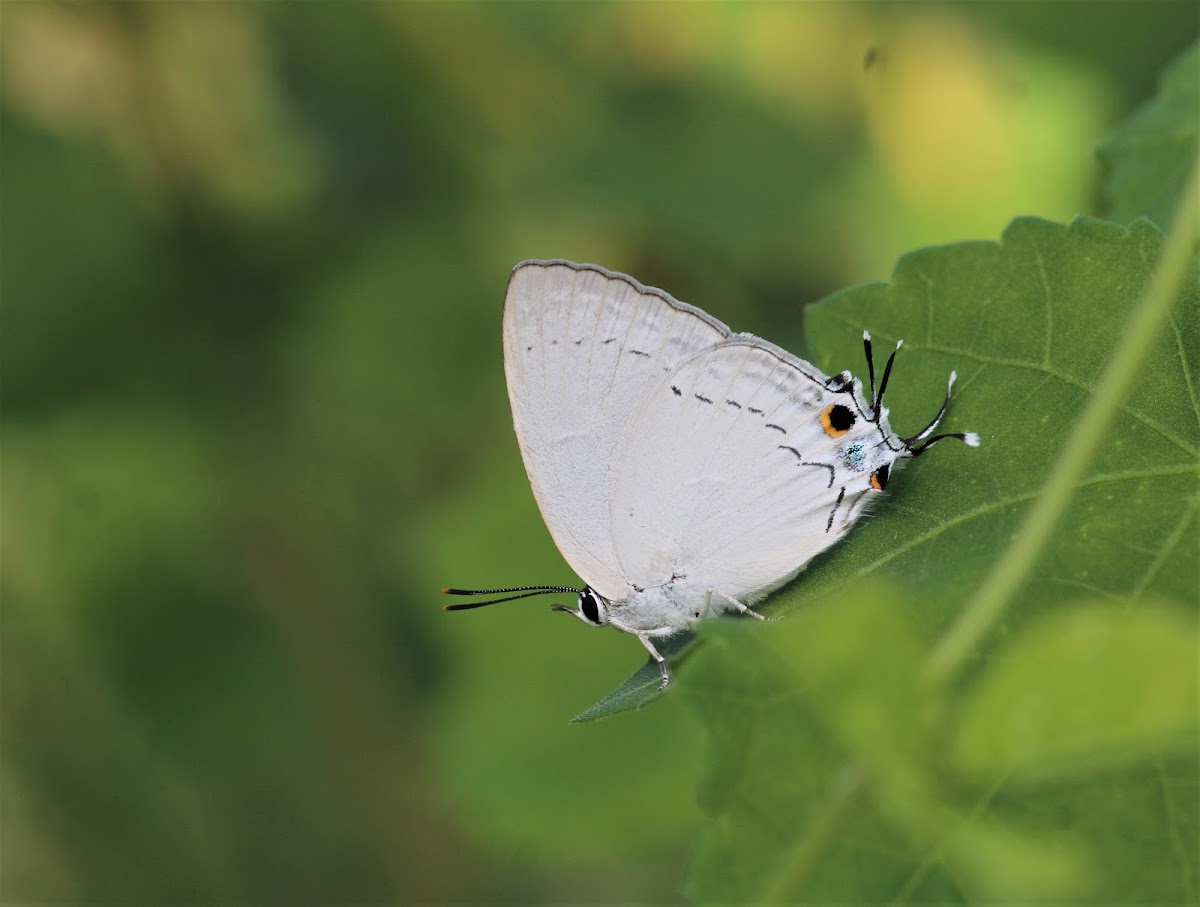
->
[711,588,769,621]
[637,634,671,690]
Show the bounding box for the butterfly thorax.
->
[606,576,732,636]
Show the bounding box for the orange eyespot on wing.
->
[870,464,890,491]
[821,403,856,437]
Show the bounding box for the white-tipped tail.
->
[948,370,958,390]
[964,432,981,447]
[863,329,872,341]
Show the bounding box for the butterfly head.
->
[551,586,609,628]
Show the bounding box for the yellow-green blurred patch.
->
[951,605,1200,781]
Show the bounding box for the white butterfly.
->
[445,260,978,688]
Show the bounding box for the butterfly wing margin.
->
[503,260,733,601]
[610,337,887,602]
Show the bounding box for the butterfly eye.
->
[821,404,856,437]
[870,464,890,491]
[579,588,606,626]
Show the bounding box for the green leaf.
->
[680,215,1199,904]
[800,217,1198,621]
[680,617,860,905]
[1098,42,1199,229]
[683,589,1088,905]
[951,605,1200,781]
[569,632,696,723]
[755,586,929,767]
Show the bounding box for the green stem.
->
[926,166,1200,686]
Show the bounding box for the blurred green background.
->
[2,2,1195,903]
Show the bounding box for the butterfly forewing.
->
[503,260,732,601]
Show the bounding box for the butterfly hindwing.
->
[610,338,895,602]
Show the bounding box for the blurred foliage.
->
[1099,43,1199,229]
[1,3,1196,904]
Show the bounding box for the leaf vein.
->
[1155,756,1198,905]
[919,343,1197,456]
[826,312,1195,456]
[853,464,1199,578]
[1169,310,1200,431]
[1132,492,1199,596]
[1032,245,1053,367]
[1041,577,1124,599]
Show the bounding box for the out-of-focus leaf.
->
[951,605,1200,781]
[683,591,1087,905]
[569,632,696,723]
[1098,41,1198,228]
[758,588,928,765]
[0,117,156,413]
